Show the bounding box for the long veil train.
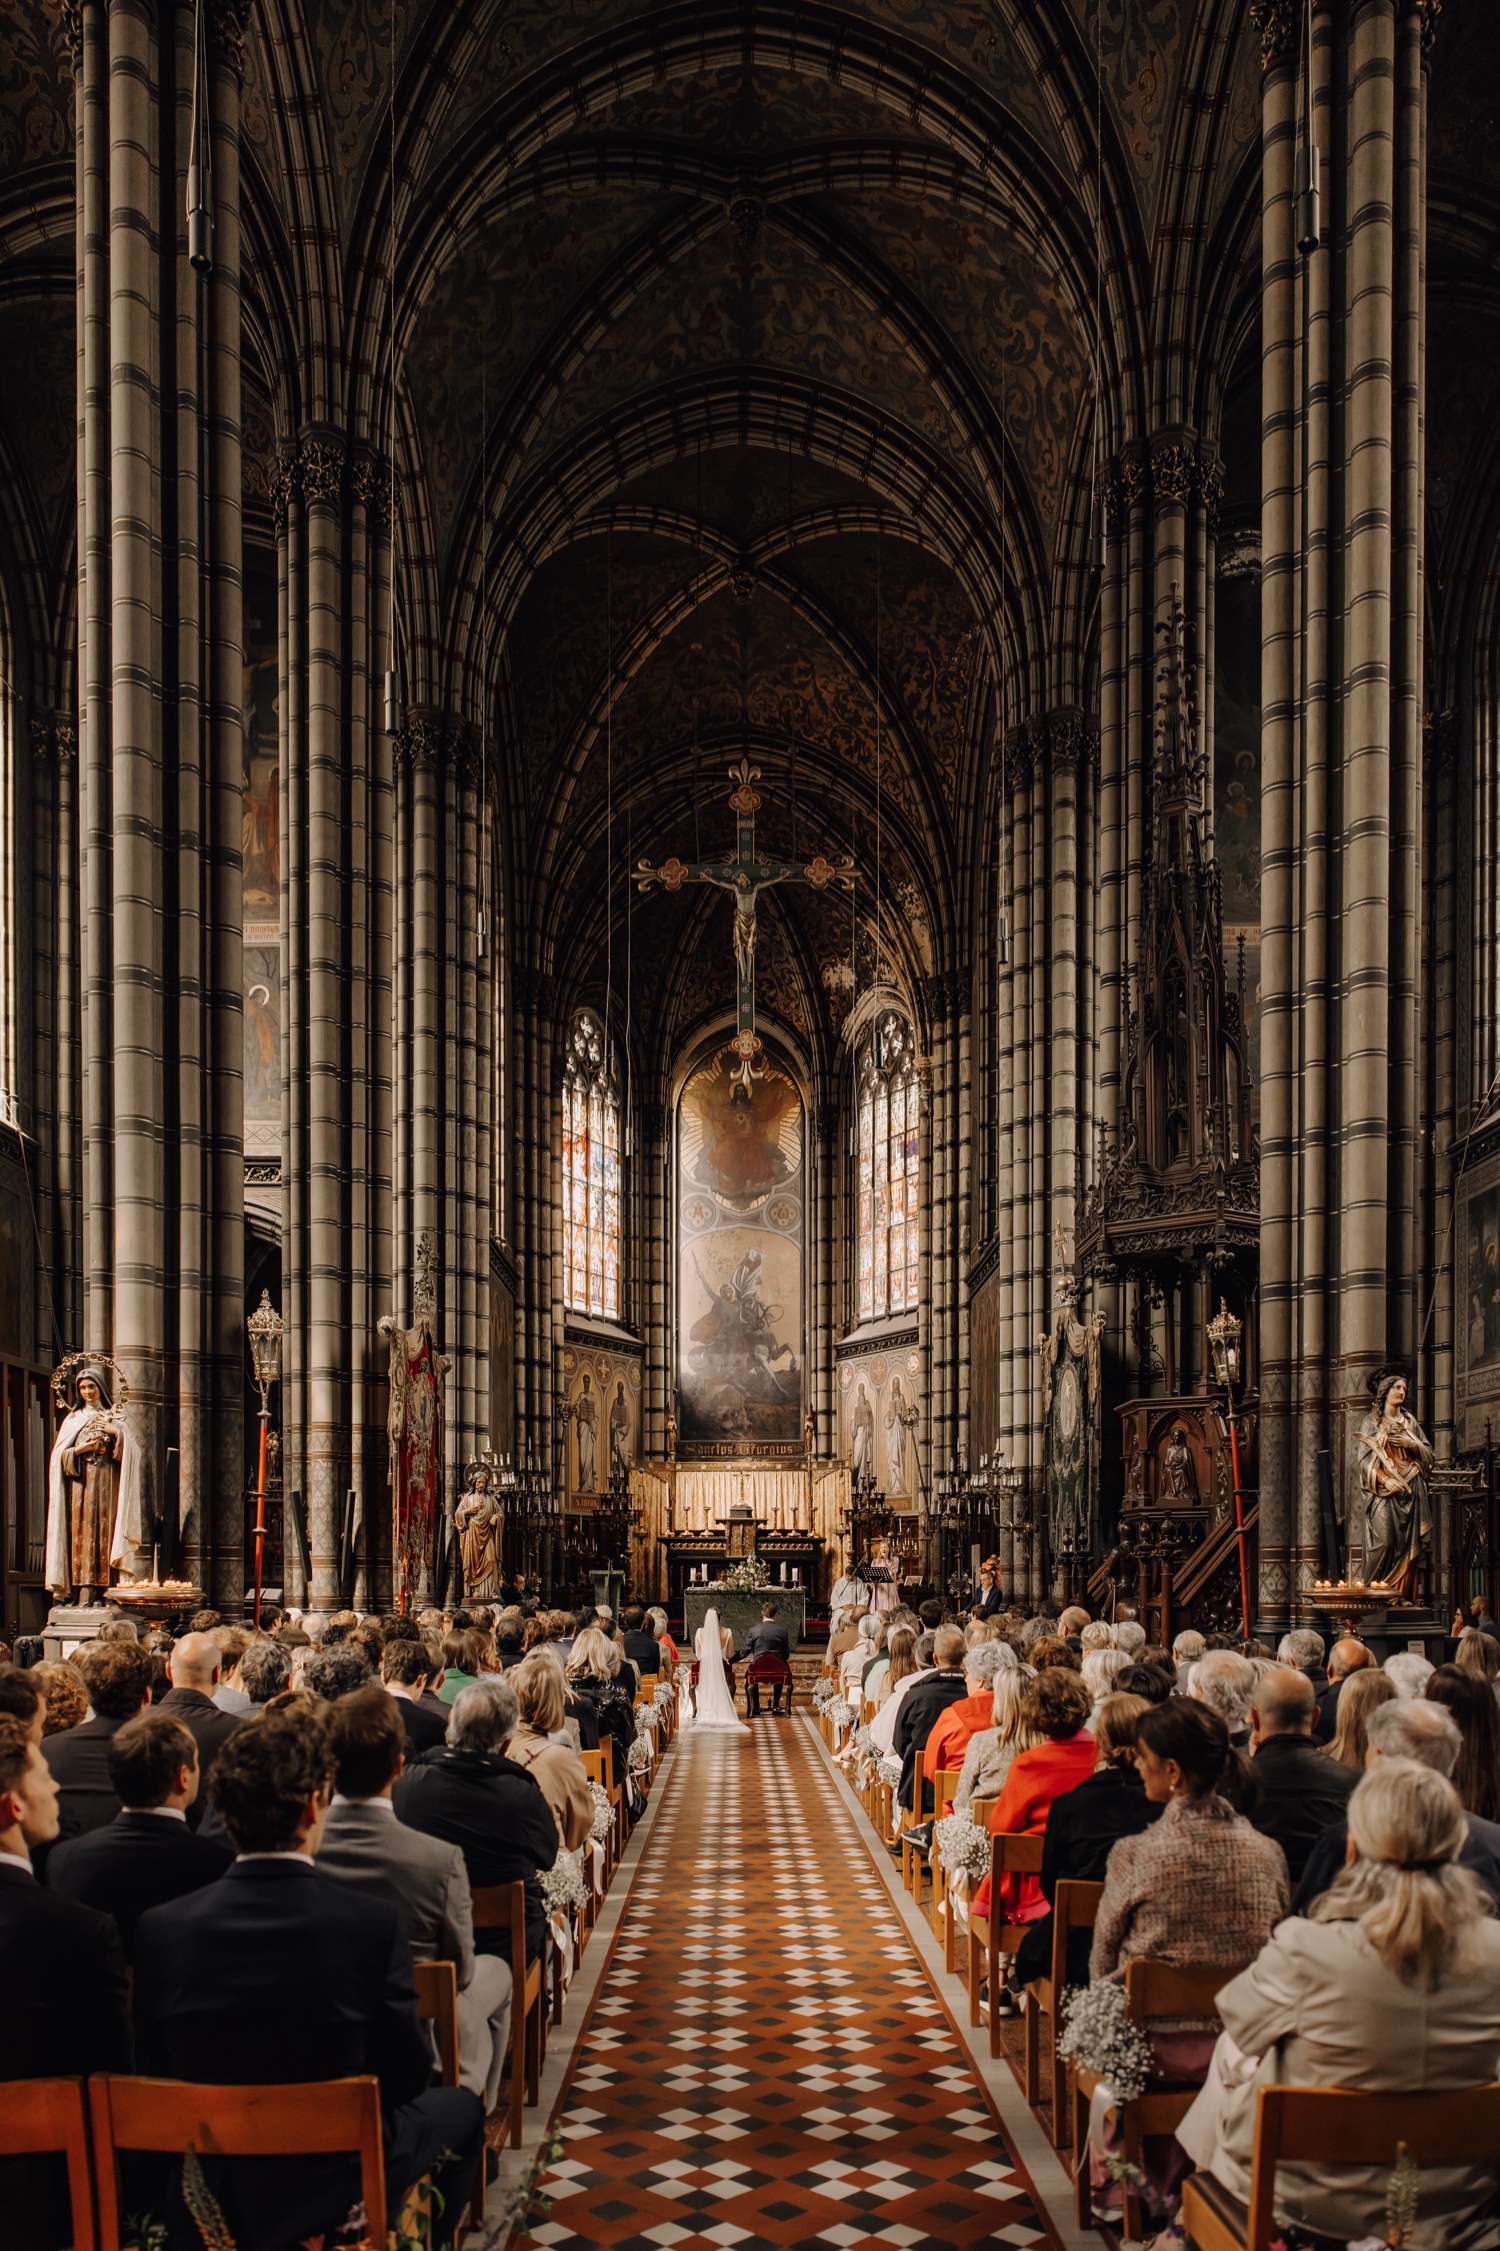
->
[693,1606,750,1734]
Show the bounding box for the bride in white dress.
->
[693,1606,749,1734]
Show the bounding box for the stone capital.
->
[1248,0,1299,69]
[299,435,347,507]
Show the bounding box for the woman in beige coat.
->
[1179,1759,1500,2250]
[507,1653,593,1851]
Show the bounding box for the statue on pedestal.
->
[455,1456,503,1603]
[45,1356,142,1602]
[379,1232,450,1610]
[1357,1373,1433,1601]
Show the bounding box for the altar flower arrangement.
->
[877,1752,903,1788]
[540,1849,589,1916]
[1056,1979,1156,2103]
[589,1781,614,1842]
[723,1556,769,1592]
[933,1812,991,1885]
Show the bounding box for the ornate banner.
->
[1038,1303,1105,1559]
[380,1234,450,1609]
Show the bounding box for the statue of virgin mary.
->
[45,1363,142,1602]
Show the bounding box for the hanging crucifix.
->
[638,759,854,1087]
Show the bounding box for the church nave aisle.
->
[525,1720,1063,2251]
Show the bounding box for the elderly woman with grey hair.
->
[393,1677,560,1967]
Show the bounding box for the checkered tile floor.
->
[528,1717,1060,2251]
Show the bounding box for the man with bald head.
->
[155,1633,243,1826]
[1246,1665,1356,1883]
[1315,1634,1373,1738]
[1291,1696,1500,1912]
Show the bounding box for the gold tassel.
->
[181,2142,239,2251]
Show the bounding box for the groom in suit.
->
[744,1602,792,1716]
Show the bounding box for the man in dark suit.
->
[743,1603,791,1666]
[42,1637,154,1843]
[1292,1696,1500,1913]
[382,1636,449,1757]
[46,1711,230,1957]
[134,1702,481,2251]
[1249,1665,1356,1883]
[969,1567,1004,1620]
[155,1630,243,1818]
[621,1604,665,1681]
[894,1624,972,1815]
[0,1712,132,2249]
[394,1676,559,1968]
[742,1602,792,1715]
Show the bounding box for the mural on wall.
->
[562,1343,641,1498]
[677,1042,804,1452]
[1214,570,1262,1115]
[243,554,282,1158]
[838,1348,923,1499]
[1457,1147,1500,1451]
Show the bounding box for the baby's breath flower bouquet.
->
[1056,1979,1156,2103]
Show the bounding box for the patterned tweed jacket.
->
[1089,1792,1290,2028]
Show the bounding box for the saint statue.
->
[850,1383,875,1484]
[608,1379,631,1486]
[45,1362,142,1602]
[1162,1424,1197,1504]
[575,1374,599,1493]
[455,1460,502,1602]
[1357,1373,1433,1601]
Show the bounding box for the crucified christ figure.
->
[638,759,854,1083]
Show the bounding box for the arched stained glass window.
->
[857,1012,920,1321]
[562,1011,620,1319]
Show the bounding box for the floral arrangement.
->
[812,1676,836,1709]
[877,1752,903,1788]
[653,1678,676,1712]
[722,1557,769,1591]
[828,1695,857,1728]
[853,1723,875,1758]
[589,1781,613,1842]
[540,1850,589,1915]
[1056,1980,1156,2103]
[627,1733,652,1775]
[933,1812,991,1884]
[634,1705,656,1737]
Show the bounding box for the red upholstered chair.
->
[745,1653,793,1715]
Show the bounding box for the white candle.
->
[781,1561,787,1583]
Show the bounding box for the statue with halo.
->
[45,1354,143,1602]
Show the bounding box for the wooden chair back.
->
[992,1829,1046,1879]
[1021,1878,1105,2140]
[471,1881,545,2162]
[1052,1877,1105,1974]
[90,2076,384,2251]
[969,1794,998,1826]
[413,1958,460,2088]
[1124,1956,1240,2024]
[0,2079,95,2251]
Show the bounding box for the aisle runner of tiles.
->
[529,1717,1059,2251]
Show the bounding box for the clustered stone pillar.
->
[1254,0,1432,1625]
[275,435,393,1606]
[74,0,247,1596]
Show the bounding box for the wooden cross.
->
[637,759,854,1084]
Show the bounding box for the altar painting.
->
[677,1044,804,1450]
[1457,1147,1500,1449]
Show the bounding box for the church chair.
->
[966,1830,1045,2056]
[899,1749,926,1898]
[1071,1958,1249,2238]
[1180,2081,1500,2251]
[471,1883,546,2159]
[0,2077,96,2251]
[927,1769,960,1938]
[582,1746,623,1872]
[1022,1877,1103,2143]
[413,1959,460,2088]
[88,2074,385,2251]
[940,1794,996,1971]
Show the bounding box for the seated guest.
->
[1453,1595,1500,1644]
[136,1703,481,2251]
[43,1638,154,1842]
[1294,1696,1500,1912]
[826,1603,863,1668]
[239,1637,292,1706]
[968,1669,1097,1976]
[505,1657,593,1849]
[317,1688,512,2117]
[213,1626,254,1712]
[922,1642,1010,1794]
[1082,1648,1131,1720]
[1116,1660,1174,1705]
[1016,1691,1157,1988]
[1181,1761,1500,2248]
[33,1660,88,1736]
[1277,1626,1329,1706]
[841,1613,880,1697]
[872,1626,920,1717]
[156,1630,243,1808]
[745,1601,794,1717]
[1248,1665,1355,1883]
[1322,1663,1395,1774]
[394,1679,559,1969]
[860,1621,891,1699]
[745,1600,792,1668]
[565,1627,637,1781]
[436,1626,489,1705]
[620,1605,664,1681]
[1384,1648,1434,1699]
[894,1624,971,1813]
[644,1607,678,1670]
[0,1711,133,2251]
[955,1664,1038,1811]
[304,1644,375,1704]
[1114,1620,1147,1660]
[1315,1634,1373,1737]
[1079,1620,1115,1654]
[383,1635,449,1756]
[1029,1634,1083,1674]
[1189,1650,1258,1748]
[869,1630,935,1751]
[1455,1625,1500,1689]
[493,1618,526,1671]
[1172,1628,1206,1691]
[1424,1664,1500,1822]
[548,1610,579,1666]
[45,1711,230,1955]
[0,1663,44,1743]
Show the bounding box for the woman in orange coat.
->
[969,1668,1096,1930]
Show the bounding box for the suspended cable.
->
[187,0,213,272]
[383,0,403,736]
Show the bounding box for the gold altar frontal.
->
[630,1458,850,1603]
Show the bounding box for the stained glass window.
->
[562,1012,620,1319]
[856,1012,920,1320]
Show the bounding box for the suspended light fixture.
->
[186,0,213,271]
[1296,0,1321,256]
[1089,487,1107,574]
[383,664,404,736]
